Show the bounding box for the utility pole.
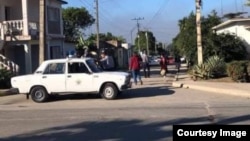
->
[145,32,149,56]
[132,17,144,52]
[155,41,157,54]
[95,0,100,51]
[132,17,144,33]
[196,0,203,64]
[39,0,46,65]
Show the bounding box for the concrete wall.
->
[0,0,22,20]
[64,42,76,57]
[28,0,39,22]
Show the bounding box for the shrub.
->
[192,55,226,80]
[0,69,12,89]
[226,61,249,82]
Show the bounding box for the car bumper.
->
[10,88,20,94]
[121,82,132,90]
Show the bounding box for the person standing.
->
[141,50,150,78]
[175,55,181,73]
[129,52,143,85]
[159,53,168,77]
[100,51,115,71]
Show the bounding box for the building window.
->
[68,62,89,74]
[47,7,61,34]
[44,63,65,74]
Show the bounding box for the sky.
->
[64,0,250,44]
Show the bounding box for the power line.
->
[221,0,224,17]
[146,0,170,27]
[235,0,238,12]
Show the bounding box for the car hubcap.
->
[34,91,43,99]
[104,87,114,98]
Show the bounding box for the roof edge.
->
[57,0,67,4]
[212,18,250,30]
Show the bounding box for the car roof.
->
[43,57,93,64]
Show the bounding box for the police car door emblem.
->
[76,79,81,85]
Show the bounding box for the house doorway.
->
[4,7,10,21]
[31,45,39,72]
[14,45,25,75]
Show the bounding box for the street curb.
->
[172,82,250,98]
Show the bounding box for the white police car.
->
[11,57,131,103]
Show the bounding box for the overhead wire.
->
[145,0,170,28]
[78,0,95,36]
[97,0,131,34]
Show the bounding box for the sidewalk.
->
[172,64,250,98]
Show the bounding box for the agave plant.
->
[192,55,226,80]
[192,63,211,80]
[206,55,226,77]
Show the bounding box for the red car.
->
[167,56,175,65]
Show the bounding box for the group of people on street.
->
[128,50,183,85]
[76,48,179,86]
[129,50,170,85]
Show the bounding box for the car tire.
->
[101,83,118,100]
[30,86,49,103]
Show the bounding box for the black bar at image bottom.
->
[173,125,250,141]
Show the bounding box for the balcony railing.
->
[1,20,39,37]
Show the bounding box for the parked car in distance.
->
[11,57,131,103]
[148,56,160,66]
[167,56,175,65]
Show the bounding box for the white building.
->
[0,0,67,75]
[212,18,250,58]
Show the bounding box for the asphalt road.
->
[0,65,250,141]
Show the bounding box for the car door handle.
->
[67,75,72,78]
[42,76,47,79]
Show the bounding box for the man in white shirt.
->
[141,50,150,78]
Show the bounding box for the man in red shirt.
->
[129,52,143,85]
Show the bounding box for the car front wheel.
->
[30,86,49,103]
[101,83,118,100]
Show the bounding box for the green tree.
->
[134,31,156,54]
[63,7,95,42]
[88,32,126,43]
[245,0,250,6]
[210,33,247,62]
[173,12,197,63]
[172,10,247,65]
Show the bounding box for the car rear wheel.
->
[101,83,118,100]
[30,86,49,103]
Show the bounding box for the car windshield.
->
[86,59,102,73]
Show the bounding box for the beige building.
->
[0,0,67,75]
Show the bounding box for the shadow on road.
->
[2,114,250,141]
[48,85,175,102]
[120,86,175,99]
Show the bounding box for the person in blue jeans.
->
[129,52,143,85]
[141,50,150,78]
